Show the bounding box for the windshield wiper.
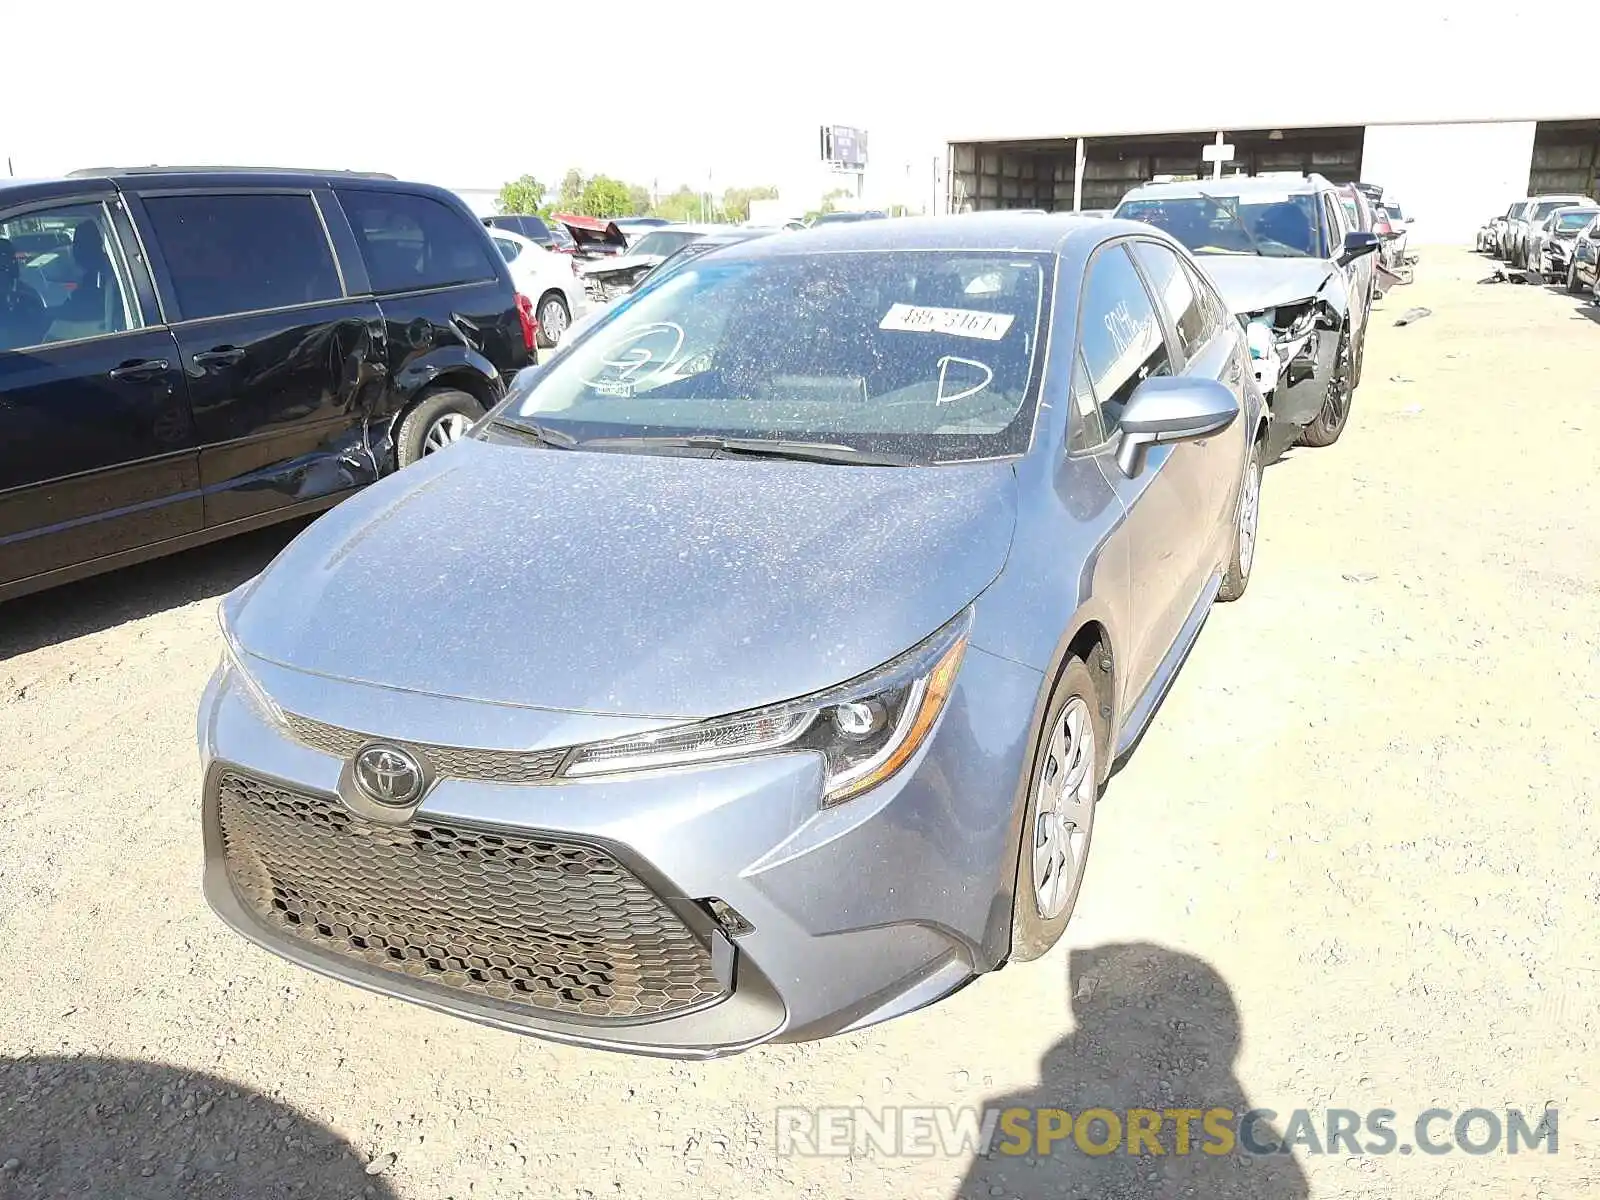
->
[492,418,580,449]
[1199,191,1264,257]
[581,435,913,466]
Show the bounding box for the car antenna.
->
[1199,190,1264,256]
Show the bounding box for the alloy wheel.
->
[422,412,473,455]
[1032,696,1096,920]
[539,297,569,344]
[1238,446,1261,577]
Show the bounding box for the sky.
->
[1,1,1585,211]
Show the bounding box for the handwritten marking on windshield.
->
[580,322,686,390]
[935,356,994,404]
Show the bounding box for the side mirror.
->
[1338,230,1381,266]
[1115,376,1239,478]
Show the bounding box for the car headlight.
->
[217,593,284,726]
[562,608,972,806]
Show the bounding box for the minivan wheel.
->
[1296,328,1352,449]
[1009,658,1106,963]
[537,292,570,347]
[1218,436,1263,603]
[396,387,486,468]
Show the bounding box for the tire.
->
[1009,657,1107,963]
[395,387,485,468]
[1296,327,1353,449]
[1567,261,1585,294]
[536,291,571,348]
[1351,311,1367,389]
[1217,434,1263,603]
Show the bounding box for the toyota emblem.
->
[351,744,424,807]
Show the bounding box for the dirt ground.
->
[2,247,1597,1199]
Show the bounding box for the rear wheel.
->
[1009,658,1106,963]
[395,387,485,468]
[1217,435,1263,603]
[1296,328,1353,449]
[537,292,571,348]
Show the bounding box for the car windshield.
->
[1533,200,1578,220]
[1556,210,1597,231]
[626,230,704,258]
[1381,202,1406,220]
[505,249,1051,463]
[1115,193,1322,257]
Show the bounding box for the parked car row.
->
[1479,193,1600,274]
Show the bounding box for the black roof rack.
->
[66,165,398,179]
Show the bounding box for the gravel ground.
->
[2,247,1598,1199]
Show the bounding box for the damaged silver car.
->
[1115,175,1380,458]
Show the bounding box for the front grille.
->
[216,772,723,1021]
[283,713,568,784]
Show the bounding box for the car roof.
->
[634,223,727,236]
[713,212,1144,258]
[1120,175,1330,201]
[485,227,544,248]
[0,167,459,206]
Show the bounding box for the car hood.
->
[579,253,666,280]
[1199,256,1338,315]
[230,438,1018,721]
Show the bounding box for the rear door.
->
[129,187,386,529]
[332,186,527,399]
[0,191,199,590]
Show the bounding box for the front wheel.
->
[1568,261,1586,294]
[1009,658,1106,963]
[1296,328,1353,449]
[1217,436,1263,603]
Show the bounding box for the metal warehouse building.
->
[944,118,1600,242]
[914,12,1597,245]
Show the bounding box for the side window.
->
[1129,240,1210,363]
[1181,258,1231,340]
[1321,194,1345,256]
[336,189,496,294]
[143,192,341,322]
[0,201,143,352]
[1078,243,1171,431]
[492,236,521,263]
[1066,349,1106,452]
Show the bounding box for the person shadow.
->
[961,942,1308,1200]
[0,1055,398,1200]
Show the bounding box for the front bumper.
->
[197,646,1043,1058]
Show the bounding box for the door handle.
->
[193,347,246,370]
[108,358,171,382]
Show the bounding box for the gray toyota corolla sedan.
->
[199,215,1268,1058]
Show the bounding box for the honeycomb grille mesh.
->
[216,772,722,1020]
[282,714,568,784]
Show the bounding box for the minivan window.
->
[142,192,341,322]
[0,201,142,351]
[338,190,496,294]
[509,249,1051,463]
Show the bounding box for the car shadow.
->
[0,521,309,663]
[1569,300,1600,326]
[0,1055,397,1198]
[960,942,1308,1200]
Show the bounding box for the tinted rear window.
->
[143,192,341,321]
[338,189,497,294]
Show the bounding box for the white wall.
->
[1360,123,1536,243]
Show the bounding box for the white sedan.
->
[486,228,588,348]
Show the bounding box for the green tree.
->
[626,184,652,216]
[819,187,852,215]
[721,184,778,223]
[555,168,586,213]
[495,174,547,215]
[651,185,702,223]
[578,175,634,219]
